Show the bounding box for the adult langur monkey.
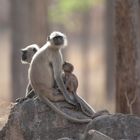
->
[29,31,77,105]
[28,31,94,123]
[16,44,39,102]
[21,44,40,97]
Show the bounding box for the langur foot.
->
[16,97,28,103]
[26,91,35,98]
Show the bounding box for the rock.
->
[57,137,74,140]
[0,98,88,140]
[83,114,140,140]
[81,129,114,140]
[1,98,140,140]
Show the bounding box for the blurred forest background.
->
[0,0,115,128]
[0,0,140,129]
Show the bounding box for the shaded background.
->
[2,0,140,129]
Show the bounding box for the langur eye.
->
[33,48,37,53]
[53,36,64,45]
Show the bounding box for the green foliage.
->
[49,0,102,24]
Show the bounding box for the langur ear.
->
[21,49,25,53]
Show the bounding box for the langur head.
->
[47,31,67,49]
[63,62,74,73]
[21,44,39,64]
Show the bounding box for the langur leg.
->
[16,84,35,103]
[25,83,36,99]
[38,87,65,102]
[26,83,33,96]
[48,88,65,102]
[26,89,36,98]
[74,93,95,117]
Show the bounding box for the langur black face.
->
[53,35,64,46]
[21,47,38,63]
[21,50,27,61]
[48,31,67,48]
[63,62,74,73]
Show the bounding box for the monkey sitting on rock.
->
[62,62,95,117]
[29,31,77,106]
[62,62,109,118]
[16,44,40,102]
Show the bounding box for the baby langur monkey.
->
[16,44,39,102]
[62,62,95,117]
[62,62,109,118]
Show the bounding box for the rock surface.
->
[81,129,114,140]
[0,98,140,140]
[83,114,140,140]
[0,98,87,140]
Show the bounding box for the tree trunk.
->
[114,0,140,116]
[10,0,49,101]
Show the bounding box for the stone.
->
[81,129,113,140]
[1,98,140,140]
[83,114,140,140]
[0,98,88,140]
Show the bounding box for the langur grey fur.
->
[29,31,77,104]
[62,62,95,117]
[62,62,109,118]
[20,44,39,100]
[22,31,108,123]
[28,31,94,122]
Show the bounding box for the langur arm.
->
[16,83,35,103]
[25,83,33,96]
[25,83,35,98]
[26,89,35,98]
